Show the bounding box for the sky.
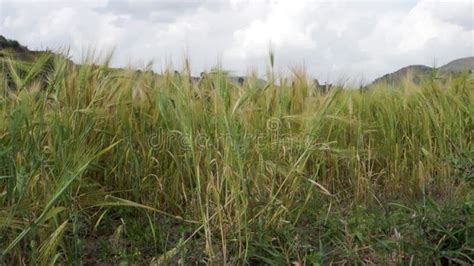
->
[0,0,473,84]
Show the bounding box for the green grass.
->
[0,53,473,265]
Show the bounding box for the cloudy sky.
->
[0,0,472,84]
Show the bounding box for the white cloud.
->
[0,0,472,84]
[230,1,317,57]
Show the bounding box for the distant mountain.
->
[371,65,433,86]
[370,57,474,87]
[439,57,474,73]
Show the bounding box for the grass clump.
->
[0,53,473,264]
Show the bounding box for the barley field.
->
[0,53,473,264]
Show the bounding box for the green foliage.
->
[448,148,474,184]
[0,36,25,51]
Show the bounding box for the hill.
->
[439,56,474,73]
[370,56,473,87]
[0,35,56,62]
[370,64,433,86]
